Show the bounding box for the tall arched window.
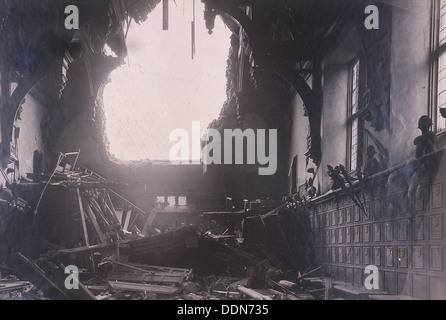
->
[432,0,446,133]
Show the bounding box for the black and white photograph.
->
[0,0,445,303]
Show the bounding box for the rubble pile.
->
[1,158,325,300]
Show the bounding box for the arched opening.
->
[102,1,231,162]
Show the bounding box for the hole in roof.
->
[103,1,231,162]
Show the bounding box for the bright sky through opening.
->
[103,1,231,162]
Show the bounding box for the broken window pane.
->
[167,196,176,206]
[157,196,166,204]
[348,58,360,171]
[178,197,187,206]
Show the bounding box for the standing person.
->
[364,145,380,178]
[414,116,436,159]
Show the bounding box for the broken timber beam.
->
[238,285,273,300]
[141,210,157,236]
[57,242,117,256]
[87,194,116,233]
[18,253,71,300]
[59,264,97,300]
[112,261,192,278]
[77,189,90,246]
[108,270,187,285]
[0,281,32,293]
[109,190,148,217]
[83,198,108,244]
[107,281,181,296]
[297,266,322,281]
[112,260,165,273]
[106,195,122,227]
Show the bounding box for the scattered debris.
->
[0,275,45,300]
[1,161,326,300]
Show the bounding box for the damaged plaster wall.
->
[55,107,229,211]
[51,10,237,211]
[287,27,364,195]
[0,89,48,185]
[15,94,47,179]
[389,0,432,167]
[0,70,4,187]
[318,27,363,194]
[287,93,308,194]
[54,28,287,207]
[319,63,349,194]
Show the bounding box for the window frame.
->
[347,57,362,173]
[430,0,446,134]
[157,195,189,207]
[289,155,298,195]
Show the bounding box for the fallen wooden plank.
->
[18,253,71,300]
[107,281,181,296]
[259,203,287,226]
[297,266,322,280]
[83,199,108,244]
[106,195,121,224]
[184,293,204,300]
[73,281,97,300]
[108,270,187,285]
[0,281,32,293]
[213,290,241,298]
[257,288,284,300]
[85,285,108,294]
[367,294,422,301]
[96,294,111,300]
[101,189,107,217]
[0,167,10,184]
[110,261,192,285]
[23,290,46,300]
[57,242,117,255]
[112,260,165,273]
[105,201,122,230]
[206,234,238,240]
[229,278,249,290]
[122,206,131,230]
[105,205,123,237]
[141,210,158,236]
[266,278,312,300]
[308,288,325,293]
[290,292,316,300]
[88,194,115,231]
[77,189,90,246]
[109,190,149,216]
[59,264,97,300]
[279,280,297,288]
[238,285,273,300]
[112,260,191,275]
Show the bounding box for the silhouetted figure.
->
[307,177,317,199]
[364,145,380,178]
[329,165,343,190]
[414,116,436,159]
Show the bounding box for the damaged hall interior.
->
[0,0,446,300]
